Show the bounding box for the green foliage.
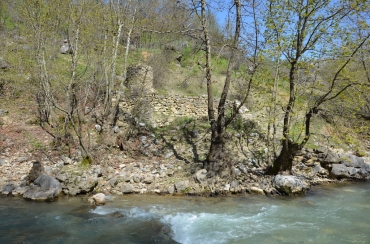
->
[80,156,92,169]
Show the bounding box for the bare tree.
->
[198,0,263,175]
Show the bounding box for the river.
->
[1,182,369,243]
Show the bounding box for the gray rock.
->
[58,172,98,196]
[133,174,141,183]
[231,180,239,189]
[165,152,174,159]
[121,183,134,194]
[23,187,60,201]
[143,175,154,184]
[340,154,369,170]
[60,39,73,54]
[17,156,29,163]
[193,169,207,183]
[109,177,118,187]
[168,185,175,194]
[233,168,242,177]
[223,184,230,191]
[0,158,4,166]
[139,136,147,142]
[171,136,179,142]
[175,180,189,192]
[238,165,248,174]
[321,152,340,164]
[330,164,350,179]
[11,186,30,196]
[272,175,309,195]
[23,174,61,200]
[314,147,328,154]
[34,174,62,192]
[0,109,8,117]
[118,175,131,182]
[1,183,15,195]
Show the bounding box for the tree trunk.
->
[203,0,241,174]
[266,140,300,175]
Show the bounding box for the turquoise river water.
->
[0,182,370,244]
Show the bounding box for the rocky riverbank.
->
[1,145,370,201]
[1,101,370,201]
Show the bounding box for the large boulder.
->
[56,170,98,196]
[34,174,62,191]
[329,154,370,179]
[340,154,370,170]
[272,175,309,195]
[23,174,62,201]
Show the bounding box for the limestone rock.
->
[223,184,230,191]
[250,186,265,195]
[175,180,189,192]
[1,183,15,195]
[57,171,98,196]
[22,174,62,200]
[121,183,134,194]
[60,39,73,54]
[11,185,30,196]
[193,169,207,183]
[23,187,60,201]
[89,193,106,206]
[272,175,309,195]
[168,185,175,194]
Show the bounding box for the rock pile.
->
[293,148,370,181]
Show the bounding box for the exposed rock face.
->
[295,149,370,181]
[272,175,309,195]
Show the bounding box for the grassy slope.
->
[0,23,368,163]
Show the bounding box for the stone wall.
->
[118,94,250,127]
